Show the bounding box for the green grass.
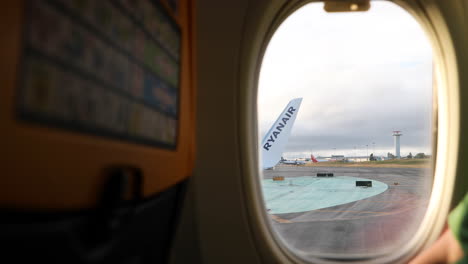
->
[306,158,432,168]
[359,159,431,165]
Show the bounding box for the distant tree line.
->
[406,152,428,159]
[385,152,429,159]
[414,153,428,159]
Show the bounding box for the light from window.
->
[258,1,434,259]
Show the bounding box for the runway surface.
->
[262,165,433,259]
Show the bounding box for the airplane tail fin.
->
[261,98,303,169]
[311,154,318,163]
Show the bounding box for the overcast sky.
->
[258,2,433,159]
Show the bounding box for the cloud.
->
[258,2,434,157]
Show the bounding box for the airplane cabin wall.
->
[171,0,468,263]
[433,0,468,206]
[170,0,289,263]
[190,0,261,262]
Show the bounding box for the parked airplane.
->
[311,154,329,163]
[280,156,306,165]
[261,98,303,169]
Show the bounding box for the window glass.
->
[258,1,434,259]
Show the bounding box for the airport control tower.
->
[393,131,402,158]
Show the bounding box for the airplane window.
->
[258,1,434,260]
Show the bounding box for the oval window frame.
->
[238,0,460,263]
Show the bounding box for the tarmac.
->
[263,176,388,214]
[263,165,433,260]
